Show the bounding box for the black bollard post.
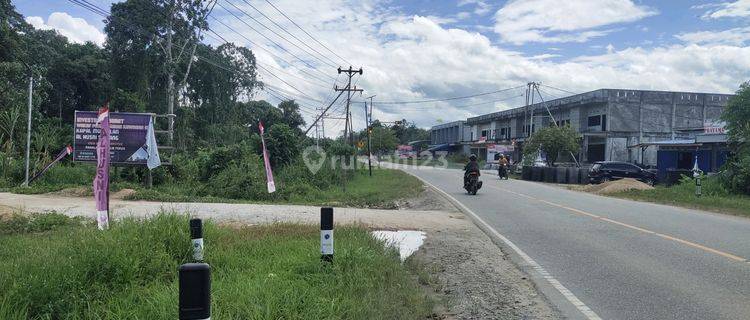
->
[190,218,204,262]
[696,175,702,198]
[321,207,334,262]
[179,263,211,320]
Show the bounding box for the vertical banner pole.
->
[94,105,111,230]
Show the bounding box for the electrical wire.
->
[371,85,526,104]
[263,0,353,66]
[224,0,337,69]
[238,0,341,68]
[209,13,335,82]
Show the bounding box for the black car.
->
[589,161,657,185]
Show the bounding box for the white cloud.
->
[493,0,657,44]
[208,0,748,135]
[676,27,750,46]
[701,0,750,19]
[25,12,105,46]
[457,0,492,16]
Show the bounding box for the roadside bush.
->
[677,174,730,197]
[720,154,750,195]
[207,160,266,200]
[721,81,750,195]
[0,211,78,235]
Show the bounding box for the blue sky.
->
[13,0,750,131]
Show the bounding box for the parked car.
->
[589,161,657,185]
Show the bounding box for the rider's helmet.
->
[469,154,477,161]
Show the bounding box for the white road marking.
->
[406,171,603,320]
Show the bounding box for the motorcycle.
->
[498,164,509,180]
[464,172,482,195]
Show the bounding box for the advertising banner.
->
[74,111,154,165]
[487,144,515,162]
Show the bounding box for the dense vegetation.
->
[721,82,750,195]
[0,0,429,202]
[0,212,435,319]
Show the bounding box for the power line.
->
[205,28,327,103]
[69,0,108,16]
[372,85,526,104]
[238,0,341,68]
[202,31,332,86]
[224,0,337,69]
[263,0,353,66]
[393,93,525,111]
[539,84,578,95]
[214,3,336,81]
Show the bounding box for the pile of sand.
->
[50,186,91,197]
[579,178,654,195]
[49,187,136,200]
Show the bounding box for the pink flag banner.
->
[94,105,110,230]
[28,145,72,184]
[259,122,276,193]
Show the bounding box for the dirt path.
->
[0,187,559,319]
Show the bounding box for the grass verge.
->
[0,212,435,319]
[609,176,750,218]
[5,167,425,209]
[124,168,423,208]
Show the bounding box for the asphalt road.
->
[403,167,750,320]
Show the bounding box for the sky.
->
[13,0,750,135]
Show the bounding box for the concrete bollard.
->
[180,219,210,320]
[321,207,334,262]
[190,218,204,262]
[695,176,702,197]
[179,263,211,320]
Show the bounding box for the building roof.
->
[430,120,465,130]
[465,88,734,125]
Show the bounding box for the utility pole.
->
[335,66,363,169]
[528,82,536,137]
[364,95,376,176]
[532,82,580,167]
[23,68,33,187]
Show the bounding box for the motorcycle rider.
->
[498,155,509,178]
[464,154,480,187]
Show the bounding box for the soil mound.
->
[581,178,654,195]
[50,187,91,197]
[111,189,137,200]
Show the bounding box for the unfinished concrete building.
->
[432,89,733,167]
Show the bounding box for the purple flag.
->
[259,122,276,193]
[28,145,72,185]
[94,105,110,230]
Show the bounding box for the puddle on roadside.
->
[371,230,426,261]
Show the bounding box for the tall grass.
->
[0,212,434,319]
[612,175,750,217]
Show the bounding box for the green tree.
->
[523,125,581,166]
[263,123,299,167]
[721,82,750,195]
[278,100,305,132]
[370,126,399,155]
